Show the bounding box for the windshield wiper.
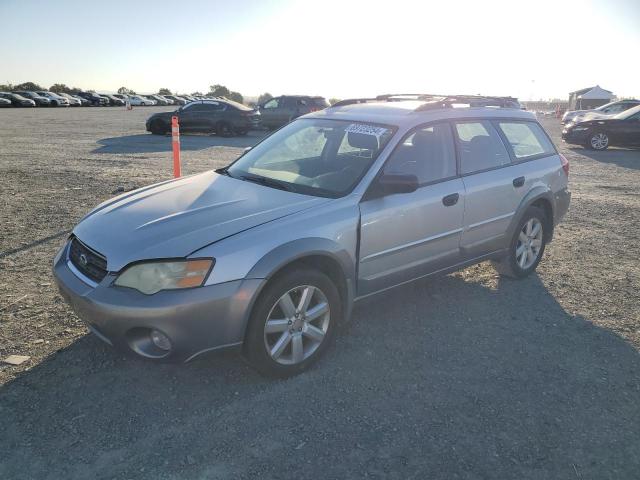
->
[239,174,294,192]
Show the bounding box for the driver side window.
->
[384,123,457,185]
[263,98,279,109]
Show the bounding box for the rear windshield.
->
[312,97,330,107]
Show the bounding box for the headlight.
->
[114,259,213,295]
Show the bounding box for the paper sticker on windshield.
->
[345,123,389,138]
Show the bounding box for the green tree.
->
[14,82,43,91]
[228,91,243,103]
[328,98,341,105]
[191,91,203,96]
[208,84,244,104]
[117,86,136,95]
[0,83,14,91]
[257,92,273,104]
[50,83,72,94]
[158,88,172,95]
[208,84,230,97]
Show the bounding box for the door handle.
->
[442,193,459,207]
[513,176,525,188]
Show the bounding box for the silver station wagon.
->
[54,94,571,377]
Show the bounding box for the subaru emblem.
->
[79,254,88,266]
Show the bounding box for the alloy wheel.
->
[590,133,609,150]
[516,218,543,270]
[263,285,330,365]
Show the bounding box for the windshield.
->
[226,118,396,198]
[614,104,640,119]
[594,101,616,111]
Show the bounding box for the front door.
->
[358,123,465,296]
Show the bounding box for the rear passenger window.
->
[497,122,555,159]
[384,123,456,184]
[455,121,509,174]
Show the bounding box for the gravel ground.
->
[0,107,639,479]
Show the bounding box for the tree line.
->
[0,82,276,105]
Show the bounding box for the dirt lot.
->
[0,107,639,479]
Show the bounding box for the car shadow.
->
[1,272,639,479]
[568,146,640,170]
[92,132,266,154]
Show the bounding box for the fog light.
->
[150,329,172,351]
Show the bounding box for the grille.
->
[68,237,108,283]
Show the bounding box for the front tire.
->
[244,268,340,377]
[587,131,609,150]
[492,206,548,278]
[149,119,166,135]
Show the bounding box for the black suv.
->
[258,95,329,129]
[146,99,260,136]
[75,91,109,106]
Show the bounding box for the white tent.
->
[578,85,615,100]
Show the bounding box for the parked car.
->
[99,94,126,106]
[145,94,171,106]
[0,92,36,107]
[562,104,640,150]
[35,91,70,107]
[127,95,155,106]
[54,94,570,376]
[13,91,51,106]
[164,95,187,105]
[72,94,91,106]
[0,98,11,108]
[180,94,196,103]
[146,99,260,135]
[75,91,109,106]
[56,92,83,106]
[562,100,640,124]
[259,95,330,129]
[157,95,175,105]
[112,94,129,103]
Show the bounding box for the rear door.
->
[454,120,521,258]
[358,122,465,295]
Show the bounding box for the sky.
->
[1,0,639,101]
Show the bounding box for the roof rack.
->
[330,93,521,110]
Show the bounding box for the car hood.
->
[573,118,621,128]
[73,171,330,271]
[148,111,177,121]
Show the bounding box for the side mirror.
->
[378,173,419,194]
[243,146,252,153]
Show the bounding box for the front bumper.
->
[561,128,589,144]
[53,242,263,362]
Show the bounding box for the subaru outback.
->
[53,94,570,377]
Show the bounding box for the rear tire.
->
[244,268,340,377]
[216,121,234,137]
[492,206,548,279]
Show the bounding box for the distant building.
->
[568,86,614,110]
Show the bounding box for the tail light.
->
[559,153,569,177]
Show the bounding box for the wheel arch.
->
[246,238,356,324]
[507,187,555,244]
